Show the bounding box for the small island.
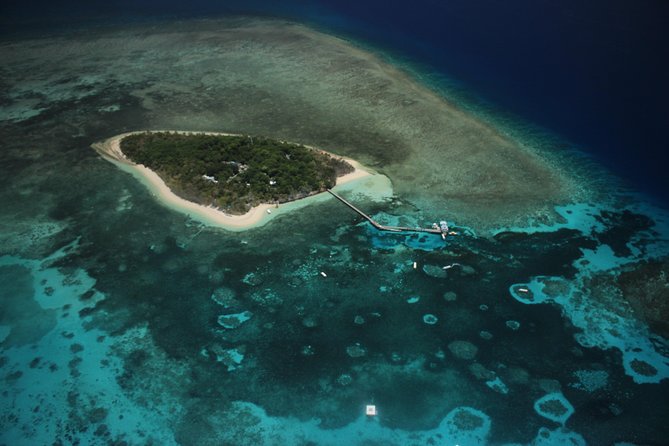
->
[92,131,388,230]
[121,131,354,214]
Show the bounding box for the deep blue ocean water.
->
[3,0,669,205]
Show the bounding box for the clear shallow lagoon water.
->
[1,10,669,446]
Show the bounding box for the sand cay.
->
[92,131,392,231]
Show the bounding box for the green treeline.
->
[121,132,354,214]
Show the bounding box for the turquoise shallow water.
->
[3,182,669,445]
[1,17,669,445]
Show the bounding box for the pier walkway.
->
[327,189,444,235]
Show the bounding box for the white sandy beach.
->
[92,131,392,231]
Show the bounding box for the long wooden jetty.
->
[327,189,444,235]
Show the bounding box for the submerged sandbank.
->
[92,131,392,231]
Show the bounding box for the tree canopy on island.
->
[121,132,354,214]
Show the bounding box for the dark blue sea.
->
[1,1,669,445]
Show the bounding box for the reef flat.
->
[1,18,593,234]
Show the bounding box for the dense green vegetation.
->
[121,132,354,214]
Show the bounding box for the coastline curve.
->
[92,130,393,231]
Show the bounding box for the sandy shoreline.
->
[92,131,388,231]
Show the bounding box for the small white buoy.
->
[320,271,327,278]
[366,405,377,416]
[413,261,417,269]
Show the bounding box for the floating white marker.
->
[518,287,529,293]
[320,271,327,278]
[366,405,377,416]
[413,261,417,269]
